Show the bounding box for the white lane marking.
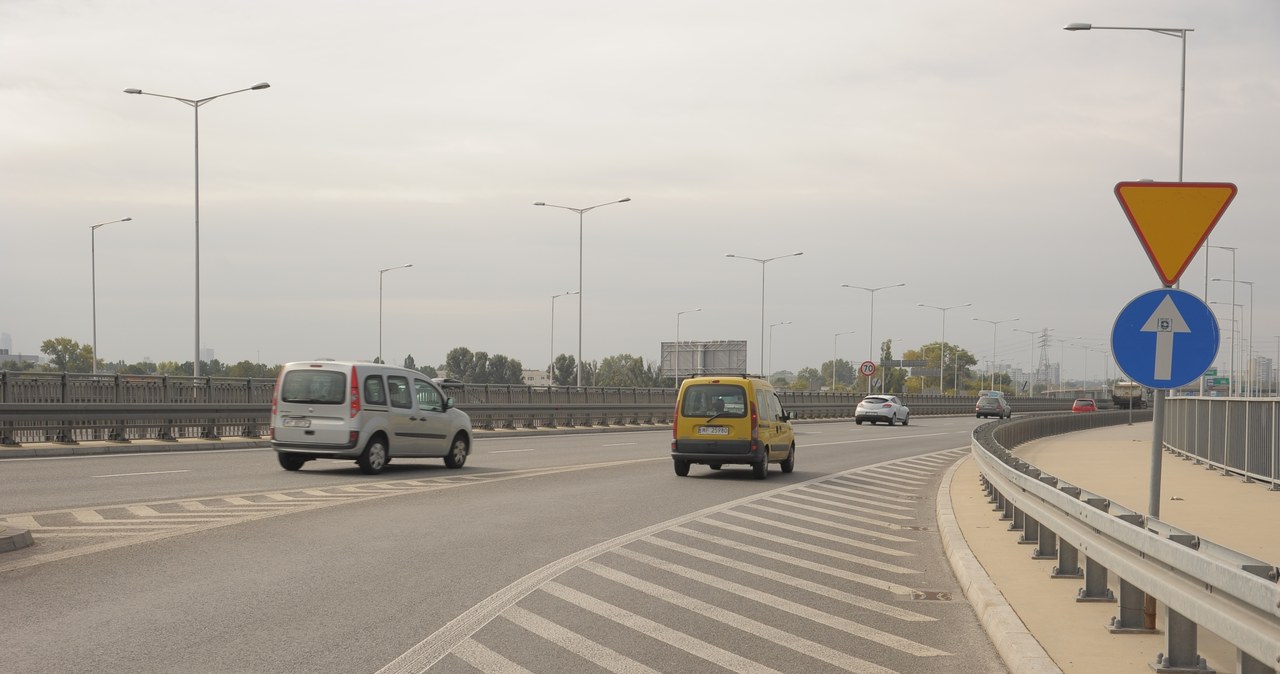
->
[773,492,915,522]
[699,518,918,574]
[799,432,946,448]
[718,510,912,557]
[490,448,537,454]
[542,581,787,674]
[609,548,947,656]
[91,469,191,478]
[741,503,916,543]
[579,561,914,670]
[601,442,637,447]
[452,638,535,674]
[636,536,934,622]
[502,605,662,674]
[2,448,267,462]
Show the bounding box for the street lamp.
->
[551,291,580,385]
[973,317,1019,392]
[534,198,631,386]
[676,308,702,382]
[124,82,270,376]
[1206,244,1237,393]
[918,302,970,395]
[90,217,133,374]
[833,330,856,391]
[767,321,792,378]
[1211,301,1244,396]
[1012,327,1039,396]
[378,264,413,363]
[726,252,804,375]
[843,283,906,394]
[1212,277,1252,396]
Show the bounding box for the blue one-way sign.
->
[1111,289,1219,389]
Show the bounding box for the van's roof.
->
[680,374,771,386]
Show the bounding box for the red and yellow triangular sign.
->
[1114,181,1237,287]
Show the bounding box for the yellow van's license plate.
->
[698,426,729,435]
[283,418,311,428]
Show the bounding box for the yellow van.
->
[671,374,795,479]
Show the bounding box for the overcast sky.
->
[3,1,1279,382]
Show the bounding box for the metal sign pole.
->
[1148,388,1167,518]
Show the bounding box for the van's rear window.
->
[280,370,346,404]
[681,384,748,418]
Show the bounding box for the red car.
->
[1072,398,1098,413]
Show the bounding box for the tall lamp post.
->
[550,290,580,385]
[843,283,906,393]
[833,330,856,391]
[1012,327,1039,396]
[727,252,804,375]
[90,217,133,374]
[1212,278,1252,395]
[124,82,270,376]
[378,264,413,363]
[918,302,970,395]
[973,317,1019,392]
[1211,302,1244,396]
[767,321,792,379]
[534,198,631,386]
[675,308,702,382]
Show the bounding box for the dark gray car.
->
[975,394,1011,419]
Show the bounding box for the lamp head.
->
[1064,22,1092,31]
[534,202,546,206]
[122,217,133,222]
[618,198,631,203]
[250,82,271,90]
[123,88,142,94]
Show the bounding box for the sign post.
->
[1113,181,1235,518]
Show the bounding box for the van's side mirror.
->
[444,397,455,410]
[781,411,791,422]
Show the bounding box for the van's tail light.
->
[749,400,760,448]
[671,401,679,449]
[272,369,283,418]
[349,365,361,418]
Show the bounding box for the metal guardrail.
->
[0,372,1078,446]
[1164,396,1280,489]
[974,411,1280,672]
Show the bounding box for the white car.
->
[855,395,910,426]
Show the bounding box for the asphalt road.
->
[0,417,1007,673]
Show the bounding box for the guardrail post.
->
[1237,650,1272,674]
[1008,507,1025,532]
[1033,525,1058,560]
[1077,556,1116,602]
[1108,578,1157,634]
[1018,514,1039,544]
[1154,607,1211,672]
[1052,539,1083,579]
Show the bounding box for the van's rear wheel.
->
[780,446,795,473]
[673,459,690,477]
[277,453,307,471]
[357,437,388,475]
[753,452,769,480]
[444,434,470,469]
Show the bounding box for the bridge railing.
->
[972,411,1280,672]
[1164,396,1279,488]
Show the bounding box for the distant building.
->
[522,368,551,386]
[0,348,40,365]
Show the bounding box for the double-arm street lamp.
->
[833,330,856,391]
[917,302,970,394]
[1012,327,1039,395]
[534,198,631,386]
[124,82,271,376]
[551,291,580,385]
[843,283,906,394]
[972,317,1019,392]
[727,252,804,375]
[675,308,702,381]
[378,264,413,364]
[90,217,133,374]
[767,321,792,378]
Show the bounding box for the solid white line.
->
[799,432,946,448]
[489,448,537,454]
[451,638,535,674]
[719,510,912,557]
[91,469,191,478]
[601,442,637,447]
[699,518,918,574]
[2,447,267,462]
[502,605,661,674]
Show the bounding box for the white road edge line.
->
[92,470,192,478]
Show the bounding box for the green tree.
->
[819,359,855,390]
[484,354,524,384]
[40,337,94,372]
[403,354,416,370]
[444,347,475,381]
[794,366,822,391]
[879,339,906,393]
[594,354,663,387]
[551,354,576,385]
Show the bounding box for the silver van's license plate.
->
[698,426,729,435]
[283,418,311,428]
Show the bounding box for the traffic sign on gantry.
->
[1114,181,1237,287]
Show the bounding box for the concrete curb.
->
[937,454,1063,674]
[0,525,34,553]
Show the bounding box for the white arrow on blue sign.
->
[1111,288,1219,389]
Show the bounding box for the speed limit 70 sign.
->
[859,360,877,377]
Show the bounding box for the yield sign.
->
[1114,181,1237,287]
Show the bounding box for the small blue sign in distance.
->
[1111,288,1219,390]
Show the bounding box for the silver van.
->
[271,361,472,474]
